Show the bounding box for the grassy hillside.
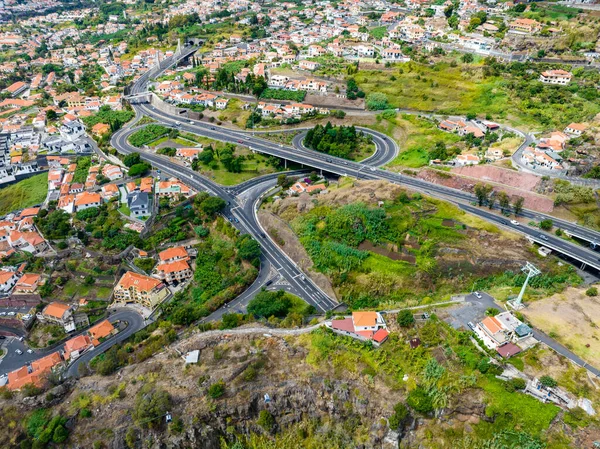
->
[355,61,600,130]
[264,180,579,309]
[0,172,48,216]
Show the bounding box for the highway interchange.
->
[5,46,600,380]
[115,47,600,310]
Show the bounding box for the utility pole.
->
[508,262,540,310]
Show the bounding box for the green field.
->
[355,61,600,130]
[0,173,48,216]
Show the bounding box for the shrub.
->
[207,380,226,399]
[257,410,275,431]
[397,309,415,327]
[539,375,557,388]
[586,287,598,297]
[406,387,434,414]
[133,384,172,428]
[388,402,409,429]
[539,219,553,231]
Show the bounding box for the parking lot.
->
[0,335,42,376]
[444,292,502,330]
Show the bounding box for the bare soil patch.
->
[450,165,542,192]
[415,168,554,213]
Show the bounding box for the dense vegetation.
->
[82,105,134,134]
[129,124,171,147]
[285,189,578,309]
[260,88,306,102]
[304,122,373,160]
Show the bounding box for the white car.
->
[474,291,482,299]
[15,349,22,355]
[510,220,519,226]
[27,349,33,354]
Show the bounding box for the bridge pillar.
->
[284,159,287,169]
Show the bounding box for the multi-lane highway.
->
[114,46,600,316]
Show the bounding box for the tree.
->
[366,92,389,110]
[406,387,434,414]
[247,290,291,318]
[461,53,474,64]
[236,235,261,266]
[198,196,226,216]
[513,196,524,215]
[540,219,553,231]
[474,183,493,206]
[277,174,288,188]
[497,191,510,213]
[539,375,557,388]
[388,402,409,429]
[397,309,415,327]
[123,152,142,167]
[128,163,150,177]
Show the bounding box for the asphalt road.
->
[0,309,145,378]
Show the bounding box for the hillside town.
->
[0,0,600,447]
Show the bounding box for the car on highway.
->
[510,220,519,226]
[210,127,216,130]
[238,139,243,143]
[501,220,508,225]
[326,158,332,162]
[189,120,194,124]
[175,121,181,126]
[15,349,22,355]
[260,233,267,238]
[473,291,482,299]
[342,161,348,165]
[539,234,548,241]
[265,280,273,286]
[370,167,376,171]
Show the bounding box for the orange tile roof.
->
[0,271,16,284]
[118,271,162,292]
[156,260,190,274]
[74,192,101,206]
[31,351,62,372]
[43,302,70,319]
[88,320,115,342]
[158,246,188,261]
[481,316,503,334]
[64,334,91,359]
[15,273,41,288]
[352,311,377,327]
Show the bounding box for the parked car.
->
[15,349,22,355]
[474,291,482,299]
[468,321,475,330]
[27,349,33,354]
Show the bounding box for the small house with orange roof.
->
[0,269,19,293]
[154,259,192,284]
[140,177,153,193]
[88,319,116,345]
[63,334,92,360]
[38,302,72,327]
[101,184,119,200]
[74,192,101,211]
[158,246,189,263]
[329,310,388,346]
[14,273,42,293]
